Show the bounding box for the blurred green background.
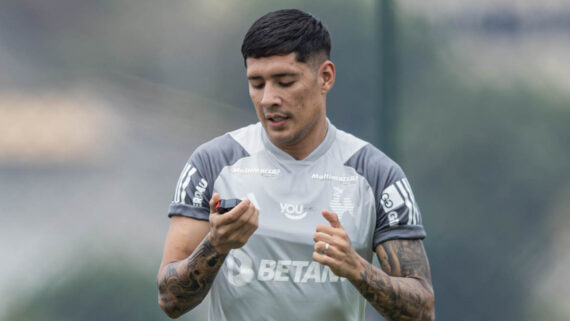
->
[1,1,569,320]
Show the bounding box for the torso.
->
[209,123,373,321]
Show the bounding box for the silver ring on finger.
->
[324,242,330,253]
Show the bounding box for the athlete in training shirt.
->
[158,9,434,321]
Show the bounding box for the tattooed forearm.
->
[158,236,227,318]
[351,239,434,321]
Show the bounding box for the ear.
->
[318,60,335,95]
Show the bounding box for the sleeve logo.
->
[380,184,405,212]
[387,211,400,226]
[192,178,208,207]
[380,178,421,226]
[173,163,208,206]
[174,163,196,204]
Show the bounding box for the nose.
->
[260,84,281,107]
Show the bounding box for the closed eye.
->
[279,81,294,87]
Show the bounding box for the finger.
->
[313,231,334,244]
[248,206,259,229]
[312,250,337,267]
[212,203,255,243]
[209,193,221,214]
[315,224,348,239]
[315,224,337,235]
[314,240,342,258]
[230,205,258,242]
[230,202,257,232]
[314,241,326,253]
[222,202,258,237]
[217,199,251,224]
[322,210,342,229]
[242,208,259,237]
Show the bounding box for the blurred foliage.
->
[0,0,383,147]
[3,254,170,321]
[395,11,570,321]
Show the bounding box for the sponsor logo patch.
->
[381,178,421,226]
[226,249,255,287]
[226,249,345,286]
[311,173,358,184]
[380,184,404,212]
[232,167,280,177]
[280,202,310,220]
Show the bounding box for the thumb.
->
[322,210,342,229]
[209,193,221,214]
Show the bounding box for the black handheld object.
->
[216,199,242,214]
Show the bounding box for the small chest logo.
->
[280,202,308,220]
[330,187,354,220]
[231,167,280,177]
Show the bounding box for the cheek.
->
[249,91,261,107]
[295,88,319,114]
[291,87,312,110]
[250,95,264,118]
[248,88,257,101]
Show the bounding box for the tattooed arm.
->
[353,239,434,321]
[158,232,227,318]
[313,211,434,321]
[158,194,259,318]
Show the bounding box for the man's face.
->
[246,53,330,151]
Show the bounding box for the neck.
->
[278,117,328,160]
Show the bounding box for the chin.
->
[267,131,296,146]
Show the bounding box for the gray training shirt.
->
[168,120,426,321]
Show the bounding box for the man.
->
[158,9,434,321]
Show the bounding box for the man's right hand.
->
[208,193,259,254]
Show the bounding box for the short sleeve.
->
[167,133,251,220]
[168,151,212,220]
[344,144,426,249]
[372,165,426,247]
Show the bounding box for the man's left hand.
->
[312,210,365,281]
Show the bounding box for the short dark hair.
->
[241,9,331,64]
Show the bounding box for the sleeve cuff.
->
[168,203,210,221]
[373,225,426,249]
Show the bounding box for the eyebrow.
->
[247,73,298,80]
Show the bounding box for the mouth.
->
[268,116,287,122]
[265,113,290,126]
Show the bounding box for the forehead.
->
[246,53,309,77]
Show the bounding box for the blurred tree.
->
[378,0,399,159]
[395,12,570,321]
[3,255,173,321]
